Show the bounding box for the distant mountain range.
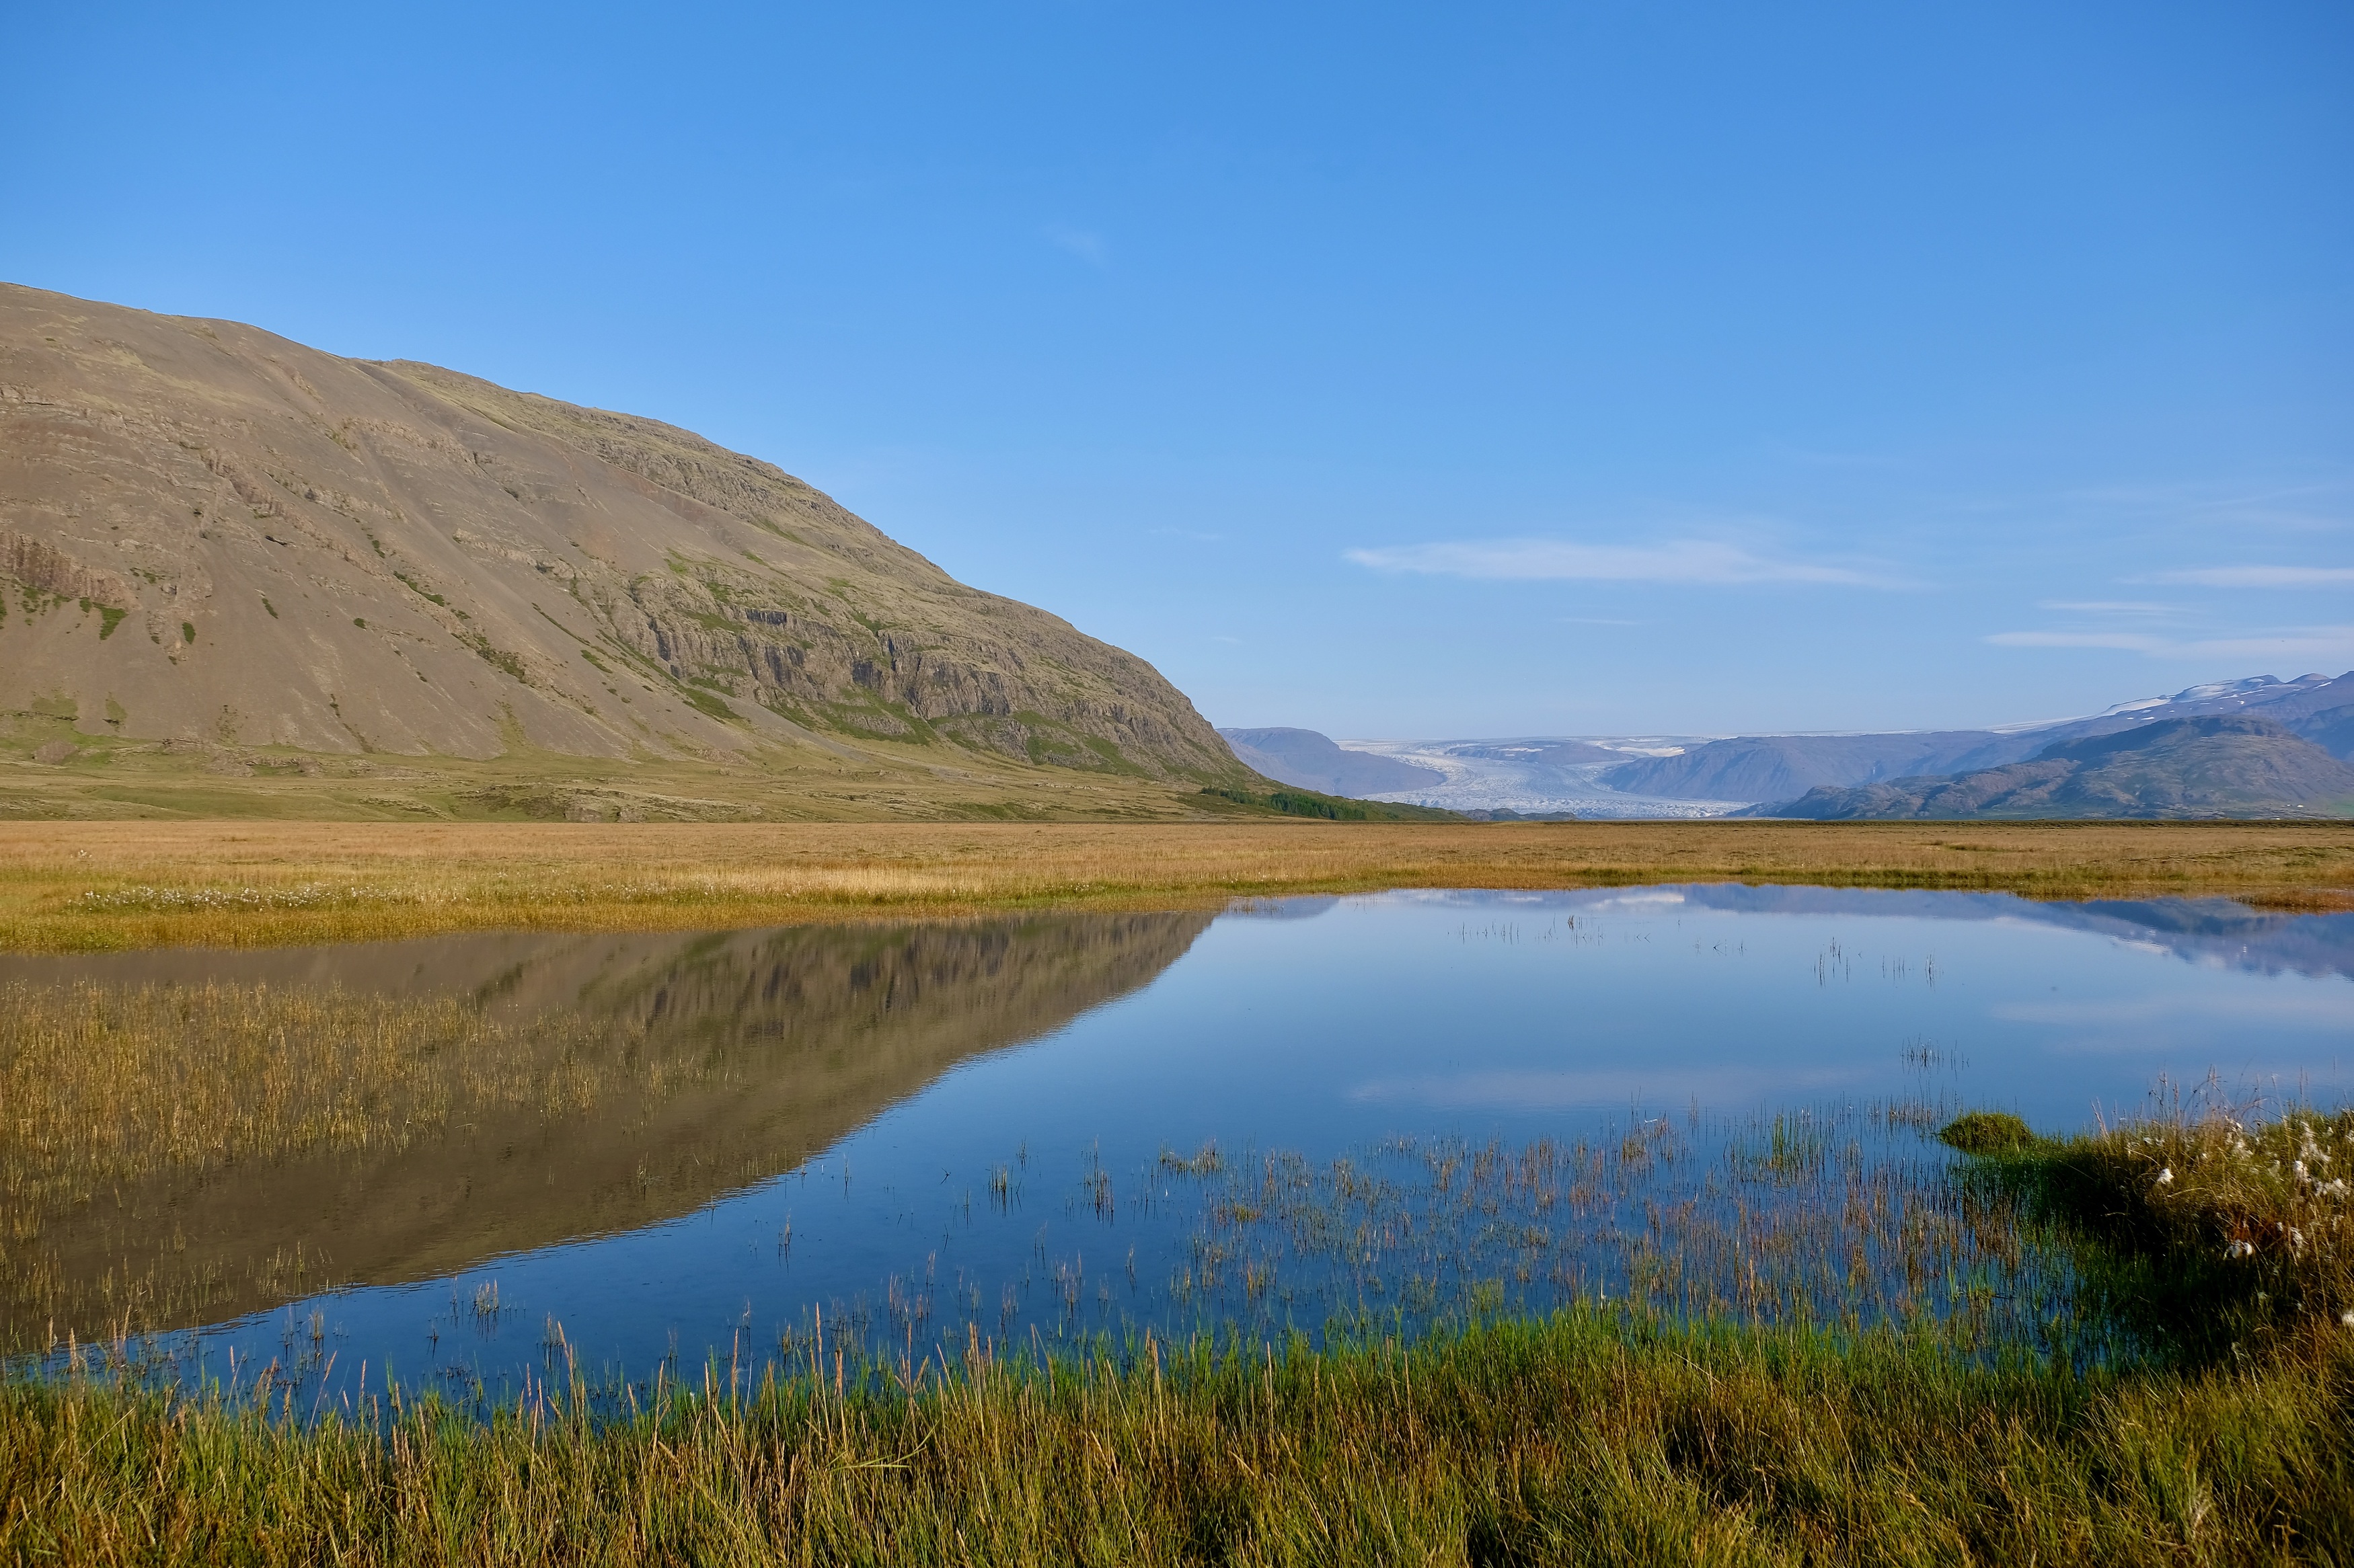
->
[1603,672,2354,802]
[1747,715,2354,820]
[1240,671,2354,820]
[1218,728,1445,796]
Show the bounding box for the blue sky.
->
[5,1,2348,736]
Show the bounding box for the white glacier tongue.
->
[1336,738,1751,818]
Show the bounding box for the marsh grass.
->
[1948,1087,2354,1362]
[1,983,562,1206]
[1141,1106,2049,1355]
[0,981,683,1343]
[7,1306,2351,1565]
[10,1101,2354,1561]
[5,819,2349,952]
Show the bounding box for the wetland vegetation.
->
[4,884,2351,1561]
[8,1098,2354,1564]
[0,915,1211,1349]
[3,818,2351,953]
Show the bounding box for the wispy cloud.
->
[2036,600,2184,617]
[2135,565,2354,588]
[1985,626,2354,662]
[1044,223,1108,266]
[2063,482,2353,535]
[1344,538,1901,587]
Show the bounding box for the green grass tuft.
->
[1938,1110,2037,1155]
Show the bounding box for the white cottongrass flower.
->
[2156,1167,2174,1185]
[2295,1161,2310,1181]
[2342,1310,2354,1328]
[2226,1241,2256,1259]
[2290,1228,2306,1251]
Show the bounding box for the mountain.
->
[1751,716,2354,820]
[1218,727,1445,796]
[1597,730,2049,802]
[2295,705,2354,762]
[1594,671,2354,803]
[0,284,1260,818]
[2104,672,2349,723]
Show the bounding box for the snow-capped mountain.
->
[1246,670,2354,817]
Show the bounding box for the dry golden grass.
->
[0,983,605,1215]
[0,980,668,1341]
[4,818,2351,951]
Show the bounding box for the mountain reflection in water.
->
[2,912,1211,1349]
[6,885,2349,1382]
[1639,885,2354,984]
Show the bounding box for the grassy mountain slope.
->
[1753,715,2354,821]
[0,284,1266,820]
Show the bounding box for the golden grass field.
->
[3,817,2350,952]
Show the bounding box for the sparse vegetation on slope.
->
[0,283,1254,796]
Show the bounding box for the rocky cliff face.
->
[0,284,1245,785]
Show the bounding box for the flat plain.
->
[4,817,2349,952]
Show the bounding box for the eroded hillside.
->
[0,284,1251,816]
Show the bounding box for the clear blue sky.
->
[7,2,2348,736]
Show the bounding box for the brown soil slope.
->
[0,283,1246,797]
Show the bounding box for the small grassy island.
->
[5,1099,2350,1563]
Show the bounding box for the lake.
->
[8,884,2350,1409]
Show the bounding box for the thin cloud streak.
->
[2037,600,2184,617]
[1344,538,1902,587]
[1044,223,1109,266]
[1985,625,2354,662]
[2137,566,2354,588]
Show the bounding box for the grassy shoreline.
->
[10,1101,2354,1561]
[9,1308,2349,1565]
[4,818,2350,952]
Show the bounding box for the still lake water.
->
[11,885,2353,1403]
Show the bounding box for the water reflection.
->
[4,886,2349,1397]
[2,912,1211,1349]
[1656,884,2354,983]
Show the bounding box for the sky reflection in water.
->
[15,886,2351,1405]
